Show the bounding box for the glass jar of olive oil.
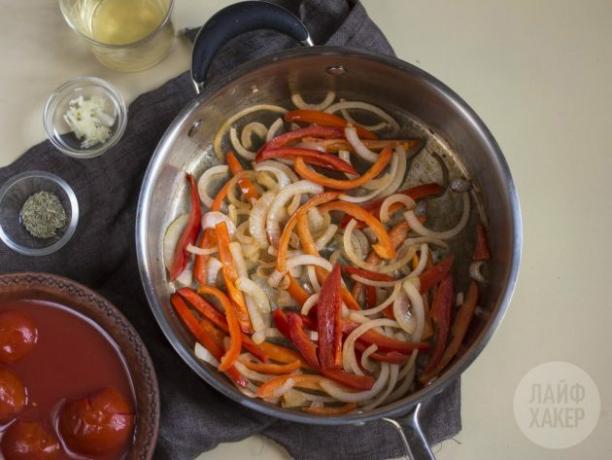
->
[59,0,175,72]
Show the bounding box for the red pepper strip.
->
[284,110,377,140]
[343,266,395,282]
[226,151,259,202]
[302,403,358,415]
[303,138,422,153]
[422,281,479,382]
[176,288,267,362]
[421,274,454,382]
[259,126,344,154]
[238,358,302,375]
[215,222,252,333]
[286,313,320,369]
[273,311,374,389]
[341,183,444,228]
[257,148,357,175]
[319,368,375,390]
[295,147,392,191]
[198,286,242,372]
[473,223,491,261]
[319,200,395,259]
[354,341,410,364]
[170,294,247,387]
[365,286,377,309]
[317,264,343,370]
[257,342,307,366]
[169,174,202,280]
[419,255,454,294]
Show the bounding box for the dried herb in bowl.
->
[19,191,67,239]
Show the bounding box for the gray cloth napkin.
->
[0,1,461,458]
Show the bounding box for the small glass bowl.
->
[43,76,127,159]
[0,171,79,256]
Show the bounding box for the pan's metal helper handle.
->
[191,1,314,93]
[383,404,436,460]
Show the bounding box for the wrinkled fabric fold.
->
[0,1,460,459]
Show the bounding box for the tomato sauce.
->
[0,299,135,459]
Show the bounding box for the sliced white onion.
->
[268,255,333,288]
[360,344,379,373]
[293,391,335,403]
[235,221,255,246]
[249,191,275,248]
[300,293,320,316]
[255,161,301,214]
[201,211,236,236]
[234,361,275,383]
[342,319,403,375]
[175,266,193,287]
[206,257,223,286]
[404,193,470,240]
[320,363,390,403]
[308,207,325,233]
[470,261,486,282]
[281,389,307,408]
[194,342,219,367]
[266,117,285,141]
[291,90,336,111]
[363,363,399,410]
[163,214,189,270]
[456,291,465,307]
[326,100,400,133]
[269,378,297,399]
[266,181,323,247]
[213,105,286,160]
[345,125,378,162]
[393,291,416,335]
[229,243,248,278]
[342,219,378,271]
[315,224,338,250]
[236,277,271,316]
[402,280,425,342]
[360,283,402,316]
[230,126,256,160]
[411,244,429,277]
[294,142,326,152]
[339,150,358,180]
[186,244,217,256]
[307,265,321,292]
[197,165,229,208]
[338,171,394,203]
[378,145,408,197]
[380,193,416,223]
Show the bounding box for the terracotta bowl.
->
[0,272,159,459]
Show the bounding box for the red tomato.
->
[1,421,60,460]
[0,368,27,421]
[0,311,38,364]
[59,387,134,455]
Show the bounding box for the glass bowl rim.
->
[0,171,80,256]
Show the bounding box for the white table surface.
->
[1,1,611,459]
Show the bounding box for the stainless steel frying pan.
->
[136,2,522,458]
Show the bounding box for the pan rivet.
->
[188,120,203,138]
[327,65,346,76]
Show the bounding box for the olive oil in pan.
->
[91,0,167,45]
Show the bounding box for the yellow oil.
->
[91,0,167,45]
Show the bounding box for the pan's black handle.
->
[383,404,436,460]
[191,1,314,93]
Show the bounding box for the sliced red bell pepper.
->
[258,125,345,155]
[302,403,357,415]
[343,265,395,282]
[419,255,454,293]
[421,274,454,381]
[286,313,320,369]
[177,288,267,362]
[320,368,375,390]
[226,151,259,202]
[284,110,377,140]
[169,173,202,280]
[316,263,343,369]
[170,294,247,387]
[340,183,444,228]
[354,341,410,364]
[365,285,378,309]
[473,223,491,261]
[239,358,301,375]
[257,147,357,174]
